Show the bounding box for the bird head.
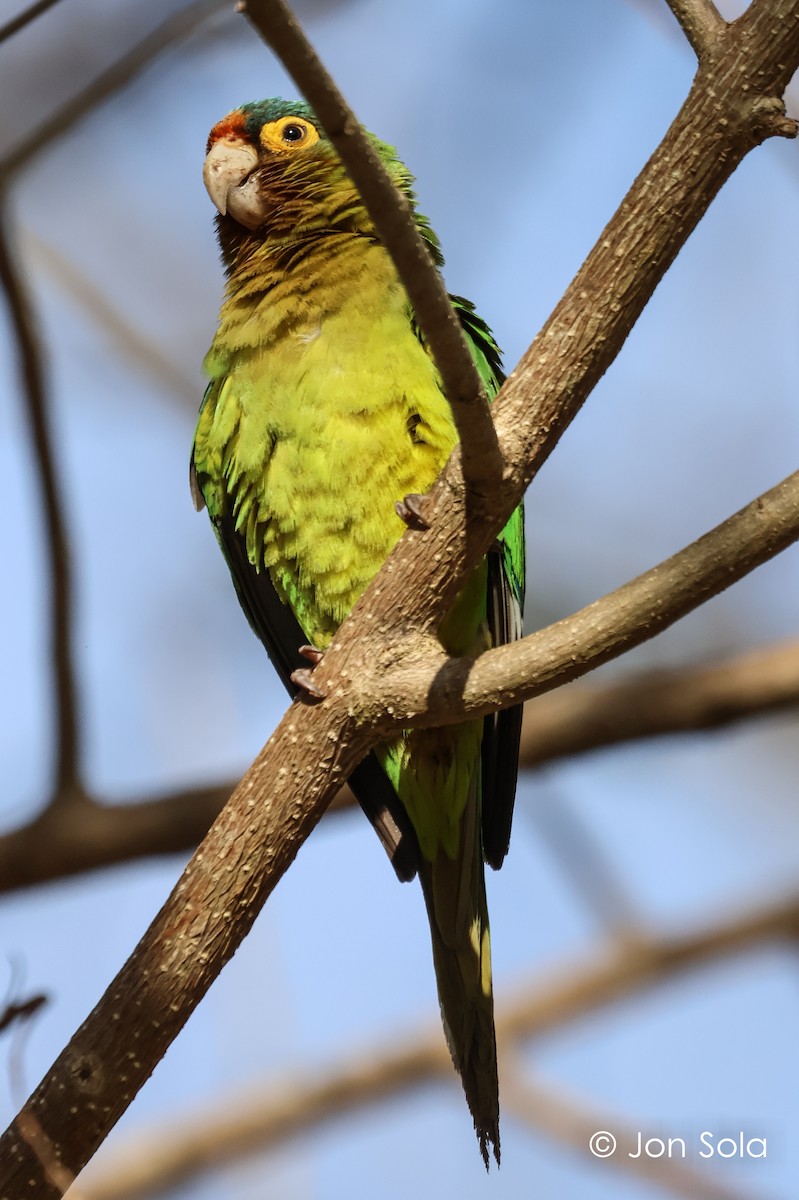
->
[203,98,406,238]
[203,98,445,278]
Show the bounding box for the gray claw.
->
[299,644,324,665]
[290,668,326,701]
[395,492,430,530]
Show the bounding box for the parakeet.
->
[191,98,525,1165]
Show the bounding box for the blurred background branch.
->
[0,199,81,801]
[0,0,64,47]
[0,1,226,177]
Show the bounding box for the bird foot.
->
[299,644,324,665]
[395,492,430,530]
[290,668,326,701]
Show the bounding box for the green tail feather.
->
[416,782,500,1167]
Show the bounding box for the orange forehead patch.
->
[206,110,248,153]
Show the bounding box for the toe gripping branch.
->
[395,492,430,530]
[291,645,326,700]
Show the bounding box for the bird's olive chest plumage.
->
[196,236,460,644]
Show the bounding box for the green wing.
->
[450,296,526,870]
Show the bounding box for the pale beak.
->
[203,137,263,229]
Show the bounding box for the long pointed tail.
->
[417,807,499,1167]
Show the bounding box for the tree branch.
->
[238,0,503,490]
[0,0,64,46]
[664,0,726,58]
[0,197,81,799]
[0,0,227,176]
[520,636,799,766]
[76,887,799,1200]
[0,784,231,894]
[398,470,799,728]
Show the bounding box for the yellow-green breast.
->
[196,234,460,648]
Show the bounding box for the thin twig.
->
[75,888,799,1200]
[0,0,227,176]
[25,230,198,402]
[0,995,47,1036]
[0,0,63,46]
[664,0,726,58]
[238,0,502,490]
[519,637,799,766]
[0,196,81,799]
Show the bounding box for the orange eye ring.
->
[261,116,320,152]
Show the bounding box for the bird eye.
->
[281,122,307,143]
[262,116,320,152]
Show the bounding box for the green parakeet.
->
[191,98,525,1165]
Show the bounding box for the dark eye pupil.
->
[282,123,306,143]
